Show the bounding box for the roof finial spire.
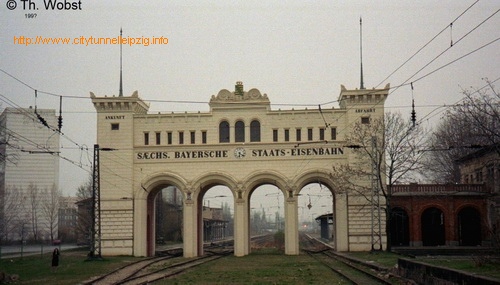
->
[119,28,123,97]
[359,17,365,90]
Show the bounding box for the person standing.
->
[51,248,60,272]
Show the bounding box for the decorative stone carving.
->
[210,88,269,103]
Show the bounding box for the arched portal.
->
[154,187,183,251]
[201,186,234,248]
[195,173,237,255]
[458,207,481,246]
[298,183,334,243]
[421,207,445,246]
[249,185,285,252]
[391,207,409,246]
[146,185,184,256]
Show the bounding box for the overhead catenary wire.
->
[1,3,497,195]
[375,0,480,88]
[389,7,500,96]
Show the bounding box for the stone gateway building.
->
[91,82,389,257]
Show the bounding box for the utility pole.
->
[89,144,115,260]
[371,136,383,251]
[89,144,102,259]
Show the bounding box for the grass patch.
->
[416,256,500,280]
[0,249,145,284]
[162,248,345,285]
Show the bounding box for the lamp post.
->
[89,144,115,260]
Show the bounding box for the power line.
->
[375,0,480,88]
[389,8,500,95]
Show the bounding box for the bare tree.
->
[27,182,41,241]
[42,183,61,242]
[330,112,427,251]
[424,82,499,182]
[0,185,24,242]
[75,174,93,245]
[76,174,93,200]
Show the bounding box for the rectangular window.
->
[167,132,172,145]
[190,131,195,144]
[202,131,207,144]
[476,170,483,183]
[296,128,301,142]
[361,117,370,124]
[144,132,150,145]
[319,128,325,140]
[273,129,278,142]
[179,131,184,144]
[111,123,119,130]
[284,129,290,142]
[331,127,337,140]
[156,132,161,145]
[307,128,313,141]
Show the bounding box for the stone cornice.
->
[90,91,149,114]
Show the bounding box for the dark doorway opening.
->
[391,207,409,246]
[458,207,481,246]
[421,207,445,246]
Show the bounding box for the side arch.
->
[294,169,348,251]
[192,171,239,198]
[139,171,188,199]
[136,171,188,257]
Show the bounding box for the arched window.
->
[250,120,261,142]
[235,121,245,142]
[219,121,230,143]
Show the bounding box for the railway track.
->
[82,245,231,285]
[300,233,407,285]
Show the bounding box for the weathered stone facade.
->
[91,82,389,257]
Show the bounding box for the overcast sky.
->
[1,1,499,198]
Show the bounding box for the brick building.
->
[390,144,499,247]
[390,184,489,247]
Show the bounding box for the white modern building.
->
[0,107,60,242]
